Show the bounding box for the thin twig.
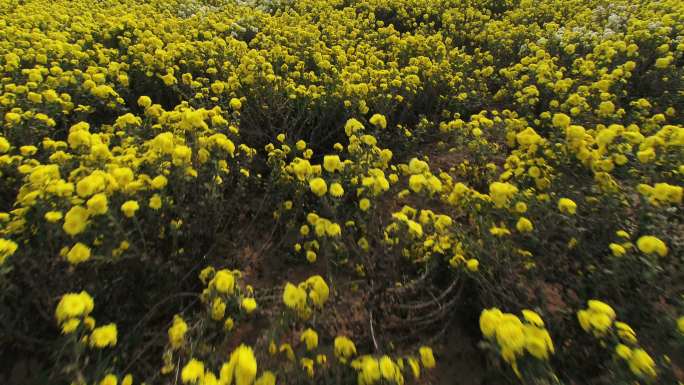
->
[394,279,459,311]
[174,355,181,385]
[369,310,379,353]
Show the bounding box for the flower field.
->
[0,0,682,384]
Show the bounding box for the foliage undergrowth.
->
[0,0,683,384]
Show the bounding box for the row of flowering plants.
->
[1,0,683,384]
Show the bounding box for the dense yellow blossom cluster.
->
[578,300,659,380]
[479,308,555,379]
[282,275,329,319]
[54,292,131,384]
[0,0,682,383]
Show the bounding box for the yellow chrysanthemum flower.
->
[66,242,91,265]
[90,323,118,348]
[300,328,318,351]
[309,177,327,197]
